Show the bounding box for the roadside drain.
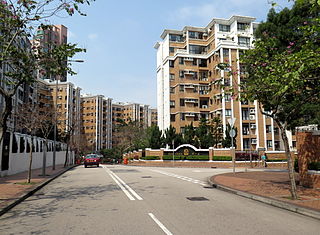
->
[186,197,209,201]
[141,176,152,178]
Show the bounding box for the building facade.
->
[155,15,296,151]
[81,94,112,151]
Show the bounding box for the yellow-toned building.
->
[81,94,112,151]
[155,15,296,152]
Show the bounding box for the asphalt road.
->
[0,165,319,235]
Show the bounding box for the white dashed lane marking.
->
[151,169,207,186]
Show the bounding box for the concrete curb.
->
[0,165,77,217]
[207,176,320,220]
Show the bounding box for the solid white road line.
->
[108,170,143,201]
[105,168,135,200]
[152,170,207,186]
[148,213,173,235]
[103,166,143,201]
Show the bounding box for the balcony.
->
[175,49,188,55]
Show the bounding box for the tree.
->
[163,125,181,148]
[195,118,213,148]
[222,124,237,148]
[239,0,320,199]
[14,103,44,183]
[0,0,93,143]
[209,117,223,148]
[148,125,163,149]
[183,123,196,146]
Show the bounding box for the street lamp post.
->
[172,140,175,167]
[228,118,236,175]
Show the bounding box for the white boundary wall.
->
[0,132,74,177]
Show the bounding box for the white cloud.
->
[88,33,98,40]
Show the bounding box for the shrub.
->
[266,159,287,162]
[212,156,232,161]
[140,156,160,160]
[308,161,320,171]
[185,155,209,161]
[163,155,184,160]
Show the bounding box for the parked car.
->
[84,154,100,168]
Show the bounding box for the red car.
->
[84,154,100,168]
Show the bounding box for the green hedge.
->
[185,155,209,161]
[163,155,184,160]
[308,161,320,171]
[212,156,232,161]
[266,159,287,162]
[140,156,160,160]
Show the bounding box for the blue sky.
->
[53,0,293,107]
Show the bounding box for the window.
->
[189,45,207,54]
[219,24,230,32]
[224,94,231,102]
[238,37,250,47]
[188,31,203,39]
[170,100,175,108]
[179,57,184,65]
[169,47,175,53]
[180,99,185,107]
[242,108,249,120]
[170,114,176,122]
[169,74,175,80]
[223,48,229,57]
[267,140,273,148]
[225,109,232,117]
[243,124,250,135]
[180,113,185,121]
[266,125,272,133]
[169,34,183,42]
[224,78,230,86]
[243,139,250,149]
[179,70,185,78]
[237,22,249,31]
[169,60,174,68]
[193,58,198,66]
[199,59,207,67]
[170,87,175,94]
[179,85,184,92]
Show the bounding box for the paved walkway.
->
[0,165,72,214]
[211,171,320,212]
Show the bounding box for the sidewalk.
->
[210,171,320,219]
[0,165,75,216]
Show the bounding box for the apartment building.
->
[81,95,112,151]
[112,102,156,127]
[47,81,81,139]
[155,15,296,151]
[32,25,68,82]
[150,108,158,126]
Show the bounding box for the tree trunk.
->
[0,95,13,144]
[64,143,69,168]
[27,138,33,183]
[41,140,47,176]
[277,120,298,199]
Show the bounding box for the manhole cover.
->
[141,176,152,178]
[186,197,209,201]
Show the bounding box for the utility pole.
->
[172,139,175,167]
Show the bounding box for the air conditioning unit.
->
[251,139,257,144]
[250,109,255,114]
[202,105,208,109]
[250,124,256,129]
[249,115,255,120]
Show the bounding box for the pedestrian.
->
[261,154,267,168]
